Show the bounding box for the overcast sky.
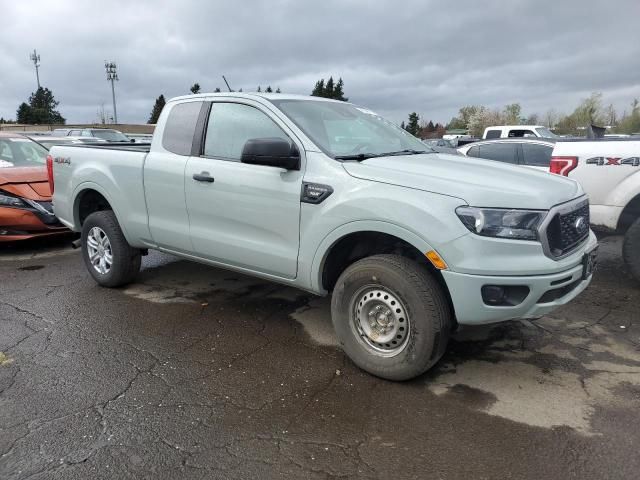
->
[1,0,639,125]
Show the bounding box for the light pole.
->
[30,49,41,89]
[105,62,119,124]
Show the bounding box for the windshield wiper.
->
[334,149,430,161]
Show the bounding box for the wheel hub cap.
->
[87,226,113,275]
[353,287,409,355]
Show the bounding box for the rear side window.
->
[466,146,480,157]
[162,101,203,156]
[477,143,518,164]
[203,103,290,161]
[485,129,501,139]
[521,143,553,167]
[508,129,535,138]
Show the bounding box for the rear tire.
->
[81,210,141,287]
[331,254,452,381]
[623,216,640,282]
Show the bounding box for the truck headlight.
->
[0,192,28,208]
[456,206,545,241]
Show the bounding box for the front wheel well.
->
[76,189,113,226]
[321,231,446,293]
[617,194,640,233]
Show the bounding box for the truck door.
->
[184,100,303,279]
[143,101,204,252]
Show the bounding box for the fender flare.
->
[72,181,133,242]
[309,220,436,293]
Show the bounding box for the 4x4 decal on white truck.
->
[586,156,640,166]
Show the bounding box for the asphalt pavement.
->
[1,235,639,479]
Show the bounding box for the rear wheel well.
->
[321,231,447,293]
[76,190,112,226]
[617,194,640,233]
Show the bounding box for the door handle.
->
[193,172,215,183]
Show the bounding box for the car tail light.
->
[549,156,578,176]
[46,154,54,194]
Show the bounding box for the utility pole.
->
[30,49,41,89]
[105,62,119,124]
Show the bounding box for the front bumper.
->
[441,235,597,325]
[0,206,68,242]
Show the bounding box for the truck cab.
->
[483,125,558,139]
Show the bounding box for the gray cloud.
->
[1,0,639,125]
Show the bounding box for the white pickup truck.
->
[48,93,597,380]
[549,138,640,280]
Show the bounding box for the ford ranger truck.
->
[49,93,598,381]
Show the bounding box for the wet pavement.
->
[0,235,639,479]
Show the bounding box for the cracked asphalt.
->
[1,235,639,479]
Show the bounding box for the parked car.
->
[457,138,557,171]
[0,133,68,241]
[548,138,640,280]
[60,128,132,143]
[483,125,558,139]
[50,93,597,381]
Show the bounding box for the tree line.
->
[438,93,640,138]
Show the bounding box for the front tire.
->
[331,254,452,381]
[81,210,141,287]
[623,216,640,282]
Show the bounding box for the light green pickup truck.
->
[49,93,597,380]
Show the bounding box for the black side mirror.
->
[241,138,300,170]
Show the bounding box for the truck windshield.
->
[535,127,558,138]
[271,99,431,159]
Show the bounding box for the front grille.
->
[545,201,589,257]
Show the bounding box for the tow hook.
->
[71,238,82,249]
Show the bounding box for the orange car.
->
[0,133,68,241]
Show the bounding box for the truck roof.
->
[168,92,347,104]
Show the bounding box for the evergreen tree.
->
[405,112,420,136]
[265,86,273,93]
[311,79,325,97]
[400,121,405,129]
[425,120,435,132]
[15,87,65,124]
[325,77,335,98]
[214,87,221,93]
[311,77,347,101]
[275,87,281,93]
[16,103,31,124]
[333,78,348,101]
[148,94,166,124]
[257,86,261,92]
[190,83,201,94]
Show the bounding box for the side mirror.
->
[241,138,300,170]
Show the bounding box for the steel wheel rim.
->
[86,227,113,275]
[351,285,410,357]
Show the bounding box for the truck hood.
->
[342,153,581,209]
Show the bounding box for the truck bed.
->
[62,143,152,153]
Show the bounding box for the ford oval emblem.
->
[574,216,587,233]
